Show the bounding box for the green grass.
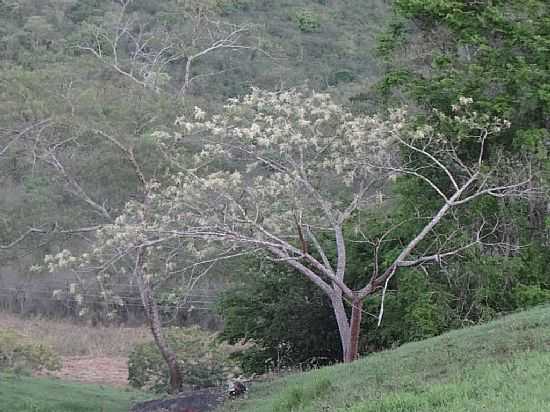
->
[221,305,550,412]
[0,375,148,412]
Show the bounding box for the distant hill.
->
[0,0,390,99]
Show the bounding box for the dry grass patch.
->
[47,356,130,387]
[0,312,151,357]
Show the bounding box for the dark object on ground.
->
[228,381,247,398]
[130,388,224,412]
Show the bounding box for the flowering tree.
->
[3,121,192,392]
[50,90,531,363]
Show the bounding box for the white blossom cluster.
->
[148,89,408,244]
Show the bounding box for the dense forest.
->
[0,0,548,393]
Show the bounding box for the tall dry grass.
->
[0,312,151,356]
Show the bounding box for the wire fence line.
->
[0,287,218,310]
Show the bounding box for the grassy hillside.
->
[221,305,550,411]
[0,375,147,412]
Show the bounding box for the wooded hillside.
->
[0,0,389,319]
[1,0,548,383]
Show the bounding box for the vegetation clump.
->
[0,329,61,375]
[293,9,321,32]
[128,326,244,393]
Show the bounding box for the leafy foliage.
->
[128,326,243,393]
[370,0,550,336]
[293,9,321,33]
[218,262,341,373]
[378,0,550,183]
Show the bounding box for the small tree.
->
[3,120,191,392]
[78,0,261,96]
[51,89,531,362]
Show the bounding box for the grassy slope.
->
[222,305,550,412]
[0,374,147,412]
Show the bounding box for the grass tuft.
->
[273,376,333,412]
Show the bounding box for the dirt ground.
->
[37,356,130,387]
[0,312,151,387]
[130,388,225,412]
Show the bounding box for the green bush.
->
[0,329,61,375]
[328,70,355,86]
[293,10,321,33]
[218,262,342,374]
[513,285,550,308]
[128,326,243,393]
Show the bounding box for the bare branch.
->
[0,227,47,249]
[77,3,264,96]
[41,149,112,220]
[0,225,102,250]
[0,119,51,158]
[397,136,460,191]
[268,247,334,297]
[305,226,335,275]
[451,179,532,205]
[93,129,147,187]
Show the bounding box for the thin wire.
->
[0,290,216,310]
[0,287,216,300]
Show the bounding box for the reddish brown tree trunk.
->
[344,298,363,362]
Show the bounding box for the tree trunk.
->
[144,285,183,393]
[345,298,363,362]
[134,249,183,393]
[330,293,351,360]
[331,293,364,363]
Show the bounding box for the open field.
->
[0,312,152,386]
[0,312,151,357]
[220,305,550,412]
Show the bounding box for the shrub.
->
[128,326,244,393]
[328,70,355,86]
[513,285,550,308]
[0,329,61,375]
[218,262,342,374]
[293,10,321,33]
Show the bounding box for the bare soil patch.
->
[48,356,130,387]
[130,388,225,412]
[1,311,152,387]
